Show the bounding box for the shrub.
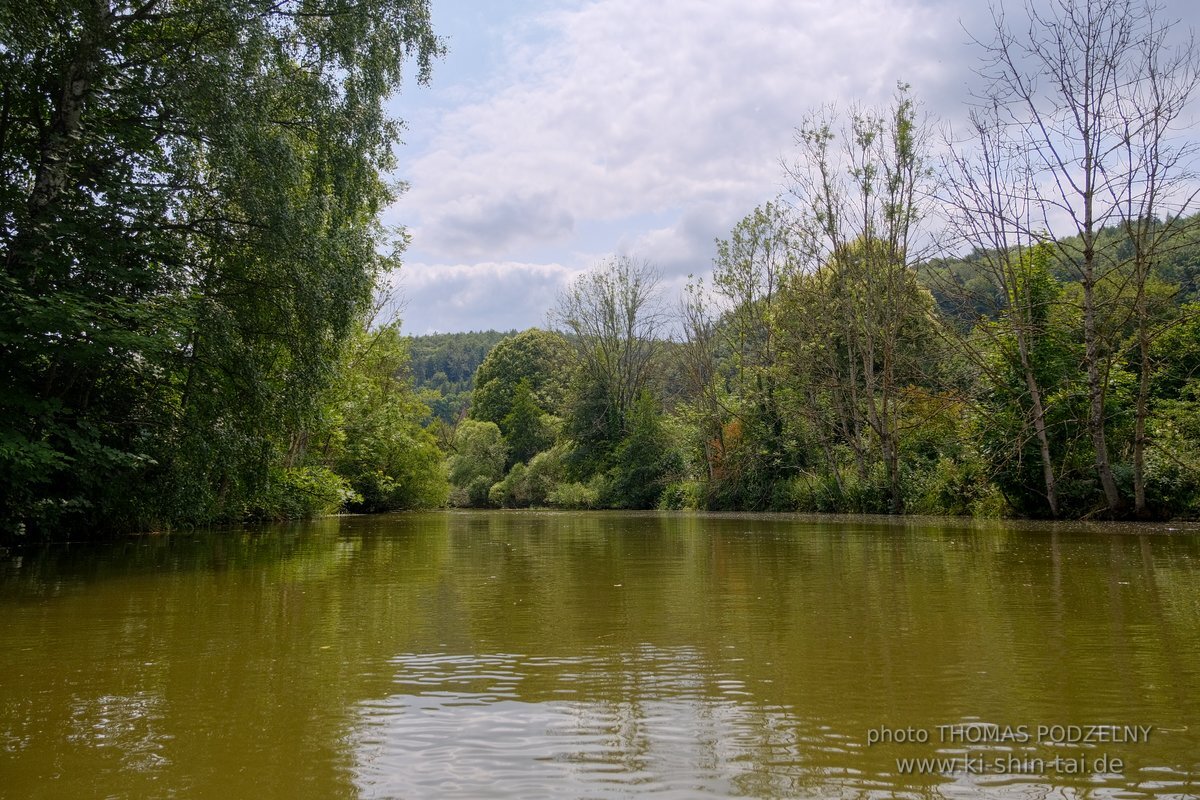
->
[446,421,507,507]
[251,466,358,520]
[548,480,600,509]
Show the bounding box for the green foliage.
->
[1151,308,1200,399]
[562,369,624,480]
[10,8,1200,534]
[903,456,1005,517]
[471,329,573,426]
[325,323,450,513]
[0,0,442,537]
[1144,381,1200,515]
[488,443,574,508]
[252,467,360,521]
[606,392,684,509]
[447,421,508,507]
[553,257,664,481]
[700,406,802,511]
[502,380,557,466]
[488,463,529,508]
[547,479,603,510]
[972,249,1098,516]
[408,330,516,423]
[658,481,705,510]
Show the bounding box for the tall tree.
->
[551,256,665,473]
[470,328,572,427]
[940,110,1066,516]
[783,85,936,512]
[678,202,802,508]
[0,0,441,534]
[978,0,1200,514]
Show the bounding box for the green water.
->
[1,511,1198,799]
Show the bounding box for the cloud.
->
[387,261,581,334]
[393,0,969,268]
[616,203,736,279]
[425,191,575,258]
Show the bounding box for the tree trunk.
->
[1015,329,1059,517]
[9,0,113,286]
[1133,302,1150,516]
[1082,272,1123,513]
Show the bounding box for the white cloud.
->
[392,0,966,269]
[388,261,581,334]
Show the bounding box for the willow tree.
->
[0,0,441,534]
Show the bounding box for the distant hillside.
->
[407,330,517,423]
[917,213,1200,326]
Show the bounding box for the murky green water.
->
[1,511,1199,799]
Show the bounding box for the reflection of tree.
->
[3,512,1200,797]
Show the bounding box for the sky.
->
[382,0,1200,335]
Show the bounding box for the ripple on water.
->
[352,648,824,799]
[352,649,1200,799]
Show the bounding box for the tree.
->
[939,110,1067,516]
[977,0,1200,514]
[782,85,937,512]
[324,322,449,513]
[677,279,726,489]
[969,247,1089,515]
[408,329,517,424]
[501,379,555,466]
[551,256,665,475]
[0,0,441,535]
[703,202,802,507]
[713,202,797,392]
[470,328,572,426]
[446,421,507,507]
[607,391,683,509]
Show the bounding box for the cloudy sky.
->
[382,0,1197,334]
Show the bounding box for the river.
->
[1,511,1198,798]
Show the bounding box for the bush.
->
[904,455,997,516]
[789,472,844,513]
[489,462,530,507]
[251,466,358,520]
[658,480,704,510]
[548,479,601,509]
[447,421,507,507]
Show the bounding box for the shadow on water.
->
[1,511,1199,798]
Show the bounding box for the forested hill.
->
[918,214,1200,326]
[408,331,517,423]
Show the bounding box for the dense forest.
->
[0,0,446,538]
[3,0,1199,539]
[408,331,517,423]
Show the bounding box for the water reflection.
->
[353,647,822,799]
[0,512,1198,798]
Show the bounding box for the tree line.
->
[444,0,1200,520]
[4,0,1199,539]
[0,0,445,538]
